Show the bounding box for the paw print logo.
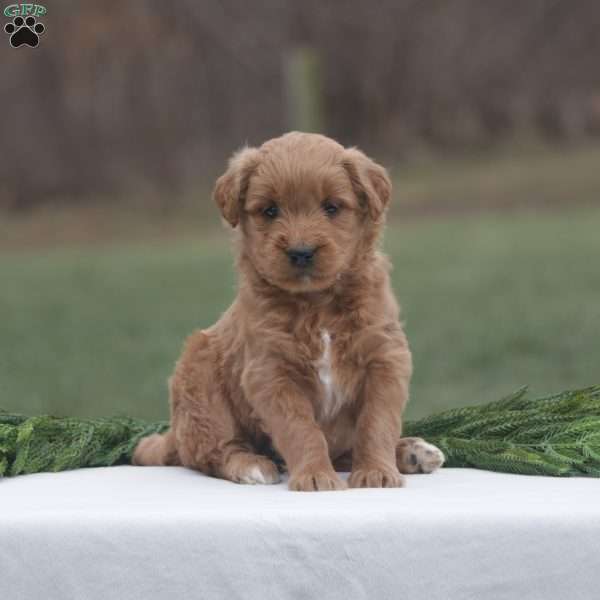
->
[4,15,45,48]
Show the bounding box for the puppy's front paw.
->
[396,437,445,474]
[349,464,405,488]
[289,468,347,492]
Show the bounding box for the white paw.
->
[411,439,445,473]
[398,438,445,474]
[238,463,281,485]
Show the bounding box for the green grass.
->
[2,209,599,421]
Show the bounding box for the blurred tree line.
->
[1,0,599,210]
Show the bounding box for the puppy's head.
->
[214,132,391,293]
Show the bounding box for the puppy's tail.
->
[132,430,180,466]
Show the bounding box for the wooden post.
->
[284,46,324,133]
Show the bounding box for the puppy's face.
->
[214,133,391,293]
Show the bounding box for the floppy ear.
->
[213,146,261,227]
[342,148,392,221]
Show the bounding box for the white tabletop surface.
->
[1,466,599,600]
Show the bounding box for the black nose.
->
[286,246,315,268]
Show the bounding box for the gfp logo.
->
[4,4,46,47]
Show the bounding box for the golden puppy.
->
[133,132,444,491]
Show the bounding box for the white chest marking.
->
[316,330,345,421]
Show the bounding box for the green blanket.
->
[2,385,600,478]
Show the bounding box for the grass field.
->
[2,206,599,422]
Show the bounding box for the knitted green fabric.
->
[1,385,599,478]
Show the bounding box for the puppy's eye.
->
[262,204,279,219]
[322,200,339,217]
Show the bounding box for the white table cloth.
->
[1,466,599,600]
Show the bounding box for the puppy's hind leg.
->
[332,441,445,475]
[169,334,280,484]
[174,408,280,485]
[218,445,281,485]
[396,437,445,474]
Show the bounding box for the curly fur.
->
[133,132,444,491]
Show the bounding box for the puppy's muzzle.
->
[286,246,316,268]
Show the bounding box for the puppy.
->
[133,132,444,491]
